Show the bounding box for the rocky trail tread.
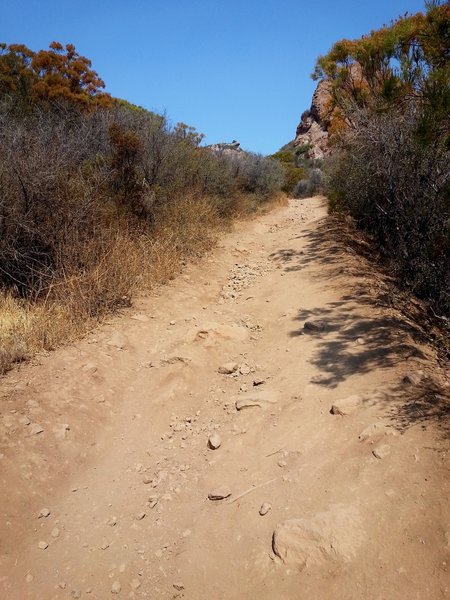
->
[0,198,449,599]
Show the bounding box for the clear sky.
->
[2,0,426,154]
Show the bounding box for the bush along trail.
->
[0,197,449,600]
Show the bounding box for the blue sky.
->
[2,0,426,154]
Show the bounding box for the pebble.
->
[111,581,122,594]
[239,364,251,375]
[29,423,44,435]
[38,508,51,518]
[253,378,265,386]
[259,502,272,516]
[51,527,60,538]
[169,320,176,326]
[107,516,118,527]
[208,486,232,501]
[403,370,424,385]
[71,590,81,599]
[358,422,387,441]
[173,582,185,591]
[25,573,34,583]
[218,362,238,375]
[277,460,287,468]
[330,395,363,416]
[130,578,141,590]
[303,320,326,332]
[372,444,391,459]
[208,433,222,450]
[135,511,146,521]
[148,496,158,509]
[38,541,48,550]
[106,331,128,350]
[100,540,110,550]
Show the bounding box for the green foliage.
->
[320,1,450,314]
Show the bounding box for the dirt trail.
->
[1,197,449,600]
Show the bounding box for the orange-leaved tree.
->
[0,41,111,108]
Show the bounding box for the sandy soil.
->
[0,197,449,600]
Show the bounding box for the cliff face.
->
[294,79,332,160]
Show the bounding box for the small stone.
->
[239,364,251,375]
[100,540,110,550]
[71,590,81,599]
[130,578,141,590]
[253,378,265,386]
[235,391,276,411]
[107,331,128,350]
[208,433,222,450]
[169,320,176,326]
[403,370,424,385]
[142,476,153,484]
[277,460,287,468]
[358,422,387,441]
[330,395,363,416]
[148,496,158,509]
[82,362,98,373]
[38,508,51,518]
[25,573,34,583]
[51,527,60,538]
[111,581,121,594]
[58,582,67,589]
[29,423,44,435]
[135,511,146,521]
[218,362,238,375]
[208,486,232,501]
[173,582,185,591]
[107,516,117,527]
[182,529,191,538]
[38,541,48,550]
[259,502,272,516]
[53,423,70,440]
[372,444,391,459]
[303,320,326,333]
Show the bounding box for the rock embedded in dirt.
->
[208,486,232,501]
[38,541,48,550]
[135,511,146,520]
[29,423,44,436]
[272,505,364,569]
[358,422,387,442]
[372,444,391,459]
[303,320,326,333]
[25,573,34,583]
[403,370,424,385]
[235,391,277,411]
[38,508,51,518]
[259,502,272,516]
[208,433,222,450]
[130,578,141,590]
[106,331,128,350]
[111,581,121,594]
[218,362,238,375]
[173,582,185,591]
[51,527,60,538]
[253,378,265,386]
[330,395,363,416]
[239,364,251,375]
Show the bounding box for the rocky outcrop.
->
[294,79,333,160]
[207,140,243,155]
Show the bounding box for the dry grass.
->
[0,195,229,374]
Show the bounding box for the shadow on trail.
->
[271,216,449,435]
